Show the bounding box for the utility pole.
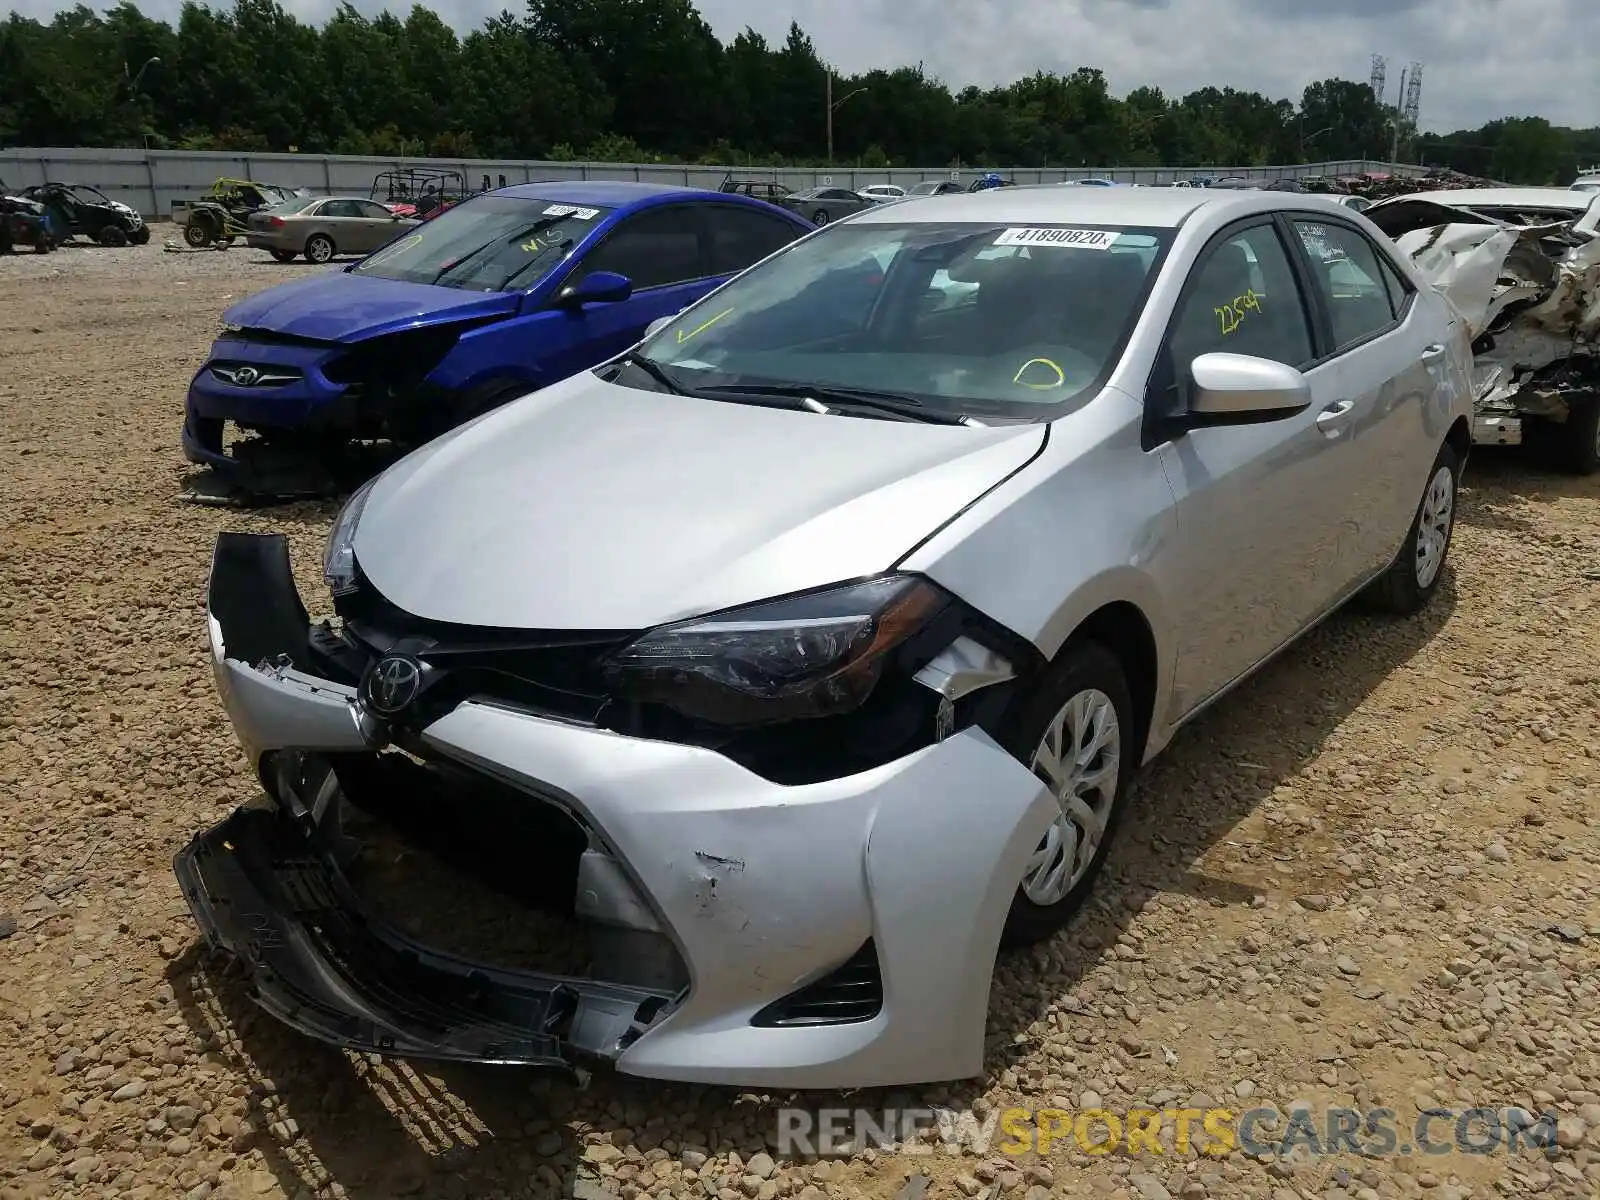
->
[824,70,869,166]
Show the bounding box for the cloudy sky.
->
[15,0,1598,132]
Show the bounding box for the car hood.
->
[354,373,1046,630]
[221,272,522,344]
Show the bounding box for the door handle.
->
[1420,343,1447,361]
[1315,399,1356,436]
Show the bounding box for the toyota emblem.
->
[233,366,260,386]
[361,654,423,716]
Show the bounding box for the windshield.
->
[908,182,945,195]
[350,194,611,291]
[633,219,1170,418]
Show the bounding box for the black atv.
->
[22,182,151,246]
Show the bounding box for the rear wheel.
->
[811,208,830,225]
[1364,441,1459,614]
[305,234,335,264]
[997,640,1136,947]
[98,224,129,247]
[1529,398,1600,475]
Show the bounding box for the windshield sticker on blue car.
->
[994,227,1116,249]
[543,204,600,221]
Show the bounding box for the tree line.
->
[1,0,1596,184]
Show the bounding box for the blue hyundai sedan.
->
[182,181,815,477]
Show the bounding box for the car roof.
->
[1391,187,1593,210]
[850,185,1303,229]
[495,180,732,208]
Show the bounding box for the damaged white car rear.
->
[178,187,1473,1089]
[1365,188,1600,473]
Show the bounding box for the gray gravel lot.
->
[2,238,1599,1200]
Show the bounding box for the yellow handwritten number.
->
[1215,287,1263,336]
[1013,357,1066,390]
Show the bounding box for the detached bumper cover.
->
[174,806,663,1068]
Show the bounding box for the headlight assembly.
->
[601,575,951,727]
[323,478,377,597]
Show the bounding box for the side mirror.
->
[1187,352,1311,423]
[558,270,633,307]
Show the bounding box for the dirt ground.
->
[1,238,1598,1200]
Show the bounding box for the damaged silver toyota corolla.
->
[177,186,1473,1089]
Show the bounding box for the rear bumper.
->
[188,532,1056,1088]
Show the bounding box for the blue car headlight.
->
[323,478,377,596]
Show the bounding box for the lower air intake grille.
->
[751,941,883,1027]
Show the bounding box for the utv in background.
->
[173,179,309,249]
[370,169,474,220]
[23,182,150,245]
[0,186,58,254]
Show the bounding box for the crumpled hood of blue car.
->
[220,271,521,343]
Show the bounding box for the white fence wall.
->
[0,147,1437,219]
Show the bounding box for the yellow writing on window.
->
[1214,288,1263,336]
[1013,357,1066,390]
[676,307,736,344]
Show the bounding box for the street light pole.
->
[824,71,870,166]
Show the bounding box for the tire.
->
[811,208,830,225]
[183,221,212,248]
[34,237,52,254]
[217,236,234,250]
[1364,440,1460,615]
[996,639,1137,948]
[98,224,129,247]
[1547,398,1600,475]
[131,227,151,245]
[305,234,336,264]
[269,249,298,263]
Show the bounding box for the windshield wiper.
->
[615,351,689,395]
[696,382,975,425]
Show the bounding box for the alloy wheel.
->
[1022,687,1122,906]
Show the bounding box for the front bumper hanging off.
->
[180,532,1059,1089]
[174,806,661,1070]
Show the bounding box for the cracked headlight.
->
[602,574,950,727]
[323,478,377,597]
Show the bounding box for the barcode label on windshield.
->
[995,227,1117,249]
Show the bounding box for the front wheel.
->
[98,224,129,247]
[304,234,335,264]
[131,226,151,245]
[183,221,212,248]
[1364,441,1460,614]
[998,640,1136,947]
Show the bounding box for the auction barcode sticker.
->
[994,227,1117,249]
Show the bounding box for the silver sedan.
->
[180,186,1473,1090]
[246,194,419,263]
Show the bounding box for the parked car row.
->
[176,183,1480,1094]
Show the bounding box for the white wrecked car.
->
[1366,187,1600,473]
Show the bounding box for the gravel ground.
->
[2,238,1599,1200]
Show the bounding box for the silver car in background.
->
[245,193,419,263]
[179,187,1473,1090]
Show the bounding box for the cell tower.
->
[1402,62,1423,127]
[1369,54,1387,105]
